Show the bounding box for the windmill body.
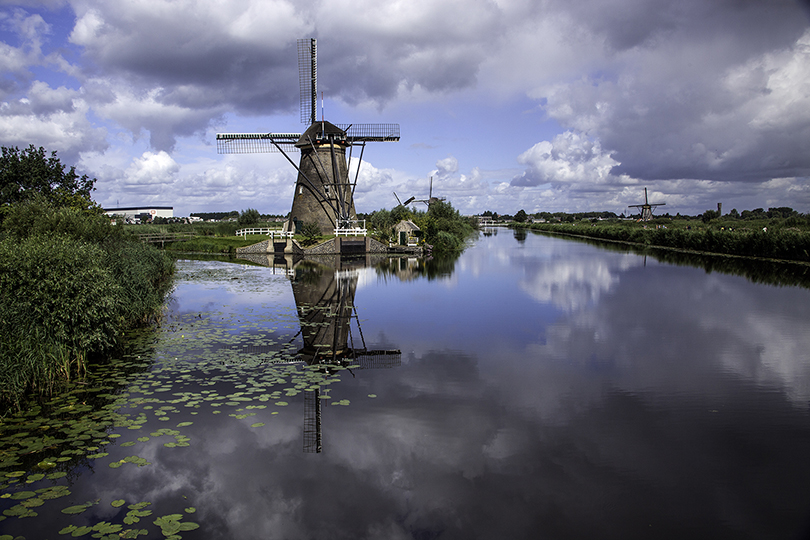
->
[216,39,399,236]
[289,121,355,234]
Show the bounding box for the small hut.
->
[394,220,420,246]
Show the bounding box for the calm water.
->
[3,229,810,539]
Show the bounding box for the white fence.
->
[334,220,367,237]
[235,228,294,239]
[334,227,367,237]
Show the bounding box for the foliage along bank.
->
[364,200,478,252]
[0,146,175,410]
[519,220,810,263]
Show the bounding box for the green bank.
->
[0,146,175,411]
[516,218,810,263]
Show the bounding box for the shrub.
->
[0,200,175,408]
[238,208,260,225]
[301,221,322,246]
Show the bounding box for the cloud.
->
[2,0,810,215]
[0,9,50,96]
[533,19,810,184]
[91,81,224,151]
[511,131,631,188]
[435,155,459,177]
[0,82,107,161]
[123,150,178,187]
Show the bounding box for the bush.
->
[0,235,122,353]
[1,196,132,245]
[0,200,175,408]
[301,221,322,246]
[432,230,464,252]
[238,208,260,225]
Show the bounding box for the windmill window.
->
[299,186,303,195]
[324,184,330,195]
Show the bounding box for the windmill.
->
[216,38,400,235]
[628,188,665,221]
[393,176,445,209]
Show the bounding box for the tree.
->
[767,207,796,219]
[0,145,96,210]
[514,209,528,223]
[701,209,720,223]
[300,221,322,246]
[238,208,260,225]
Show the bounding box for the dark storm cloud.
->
[534,0,810,184]
[67,0,505,120]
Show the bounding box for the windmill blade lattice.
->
[299,38,317,125]
[216,124,400,154]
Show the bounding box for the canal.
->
[2,228,810,539]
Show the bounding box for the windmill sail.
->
[298,38,317,125]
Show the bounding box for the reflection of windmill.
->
[628,188,665,221]
[393,176,445,209]
[216,38,400,235]
[291,260,401,453]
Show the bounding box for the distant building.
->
[104,206,173,223]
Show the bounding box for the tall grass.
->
[0,200,175,410]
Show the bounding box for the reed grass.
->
[0,200,175,411]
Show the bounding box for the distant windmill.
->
[393,176,445,209]
[216,38,400,235]
[628,188,665,221]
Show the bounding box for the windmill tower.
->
[216,39,400,235]
[628,188,665,221]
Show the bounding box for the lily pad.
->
[61,504,91,515]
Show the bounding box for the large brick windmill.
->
[216,39,400,235]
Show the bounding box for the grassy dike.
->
[516,220,810,263]
[0,201,175,411]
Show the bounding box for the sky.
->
[1,0,809,218]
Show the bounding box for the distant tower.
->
[717,202,722,216]
[216,38,400,235]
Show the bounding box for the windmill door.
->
[399,231,407,245]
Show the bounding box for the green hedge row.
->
[526,223,810,262]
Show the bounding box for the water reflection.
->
[289,258,402,453]
[529,228,810,289]
[3,233,810,539]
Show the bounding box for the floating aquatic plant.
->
[0,259,373,538]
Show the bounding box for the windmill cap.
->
[296,121,347,147]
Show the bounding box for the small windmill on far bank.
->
[393,176,445,209]
[628,188,665,221]
[216,38,400,235]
